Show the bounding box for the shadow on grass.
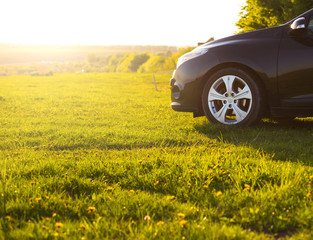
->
[194,118,313,165]
[47,138,196,151]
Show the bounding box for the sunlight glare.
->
[1,0,246,46]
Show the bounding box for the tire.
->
[201,68,264,126]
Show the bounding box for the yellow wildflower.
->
[107,186,113,191]
[79,224,86,231]
[154,181,159,186]
[216,191,223,197]
[203,185,208,189]
[87,206,96,214]
[35,197,42,202]
[307,193,311,198]
[166,195,175,200]
[52,213,57,217]
[41,225,48,230]
[177,213,185,219]
[55,222,63,228]
[244,184,251,191]
[179,220,188,228]
[310,176,313,180]
[129,189,135,194]
[156,221,165,226]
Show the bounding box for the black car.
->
[170,9,313,126]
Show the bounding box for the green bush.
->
[137,55,166,73]
[104,54,127,72]
[116,53,150,72]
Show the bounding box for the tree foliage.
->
[236,0,313,33]
[84,48,195,73]
[116,53,150,72]
[137,55,166,73]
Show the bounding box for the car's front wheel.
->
[202,68,264,126]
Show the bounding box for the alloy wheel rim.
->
[207,75,253,124]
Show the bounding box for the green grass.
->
[0,72,313,239]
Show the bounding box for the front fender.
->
[171,51,220,114]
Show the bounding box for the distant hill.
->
[0,44,179,64]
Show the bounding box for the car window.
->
[309,16,313,34]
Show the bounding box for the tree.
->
[236,0,313,33]
[116,53,150,72]
[129,53,150,72]
[137,55,166,73]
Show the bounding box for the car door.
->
[277,15,313,107]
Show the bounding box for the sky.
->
[1,0,246,46]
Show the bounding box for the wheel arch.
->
[195,62,269,117]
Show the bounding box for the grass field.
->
[1,72,313,239]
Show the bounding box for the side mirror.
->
[291,17,306,30]
[290,17,307,36]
